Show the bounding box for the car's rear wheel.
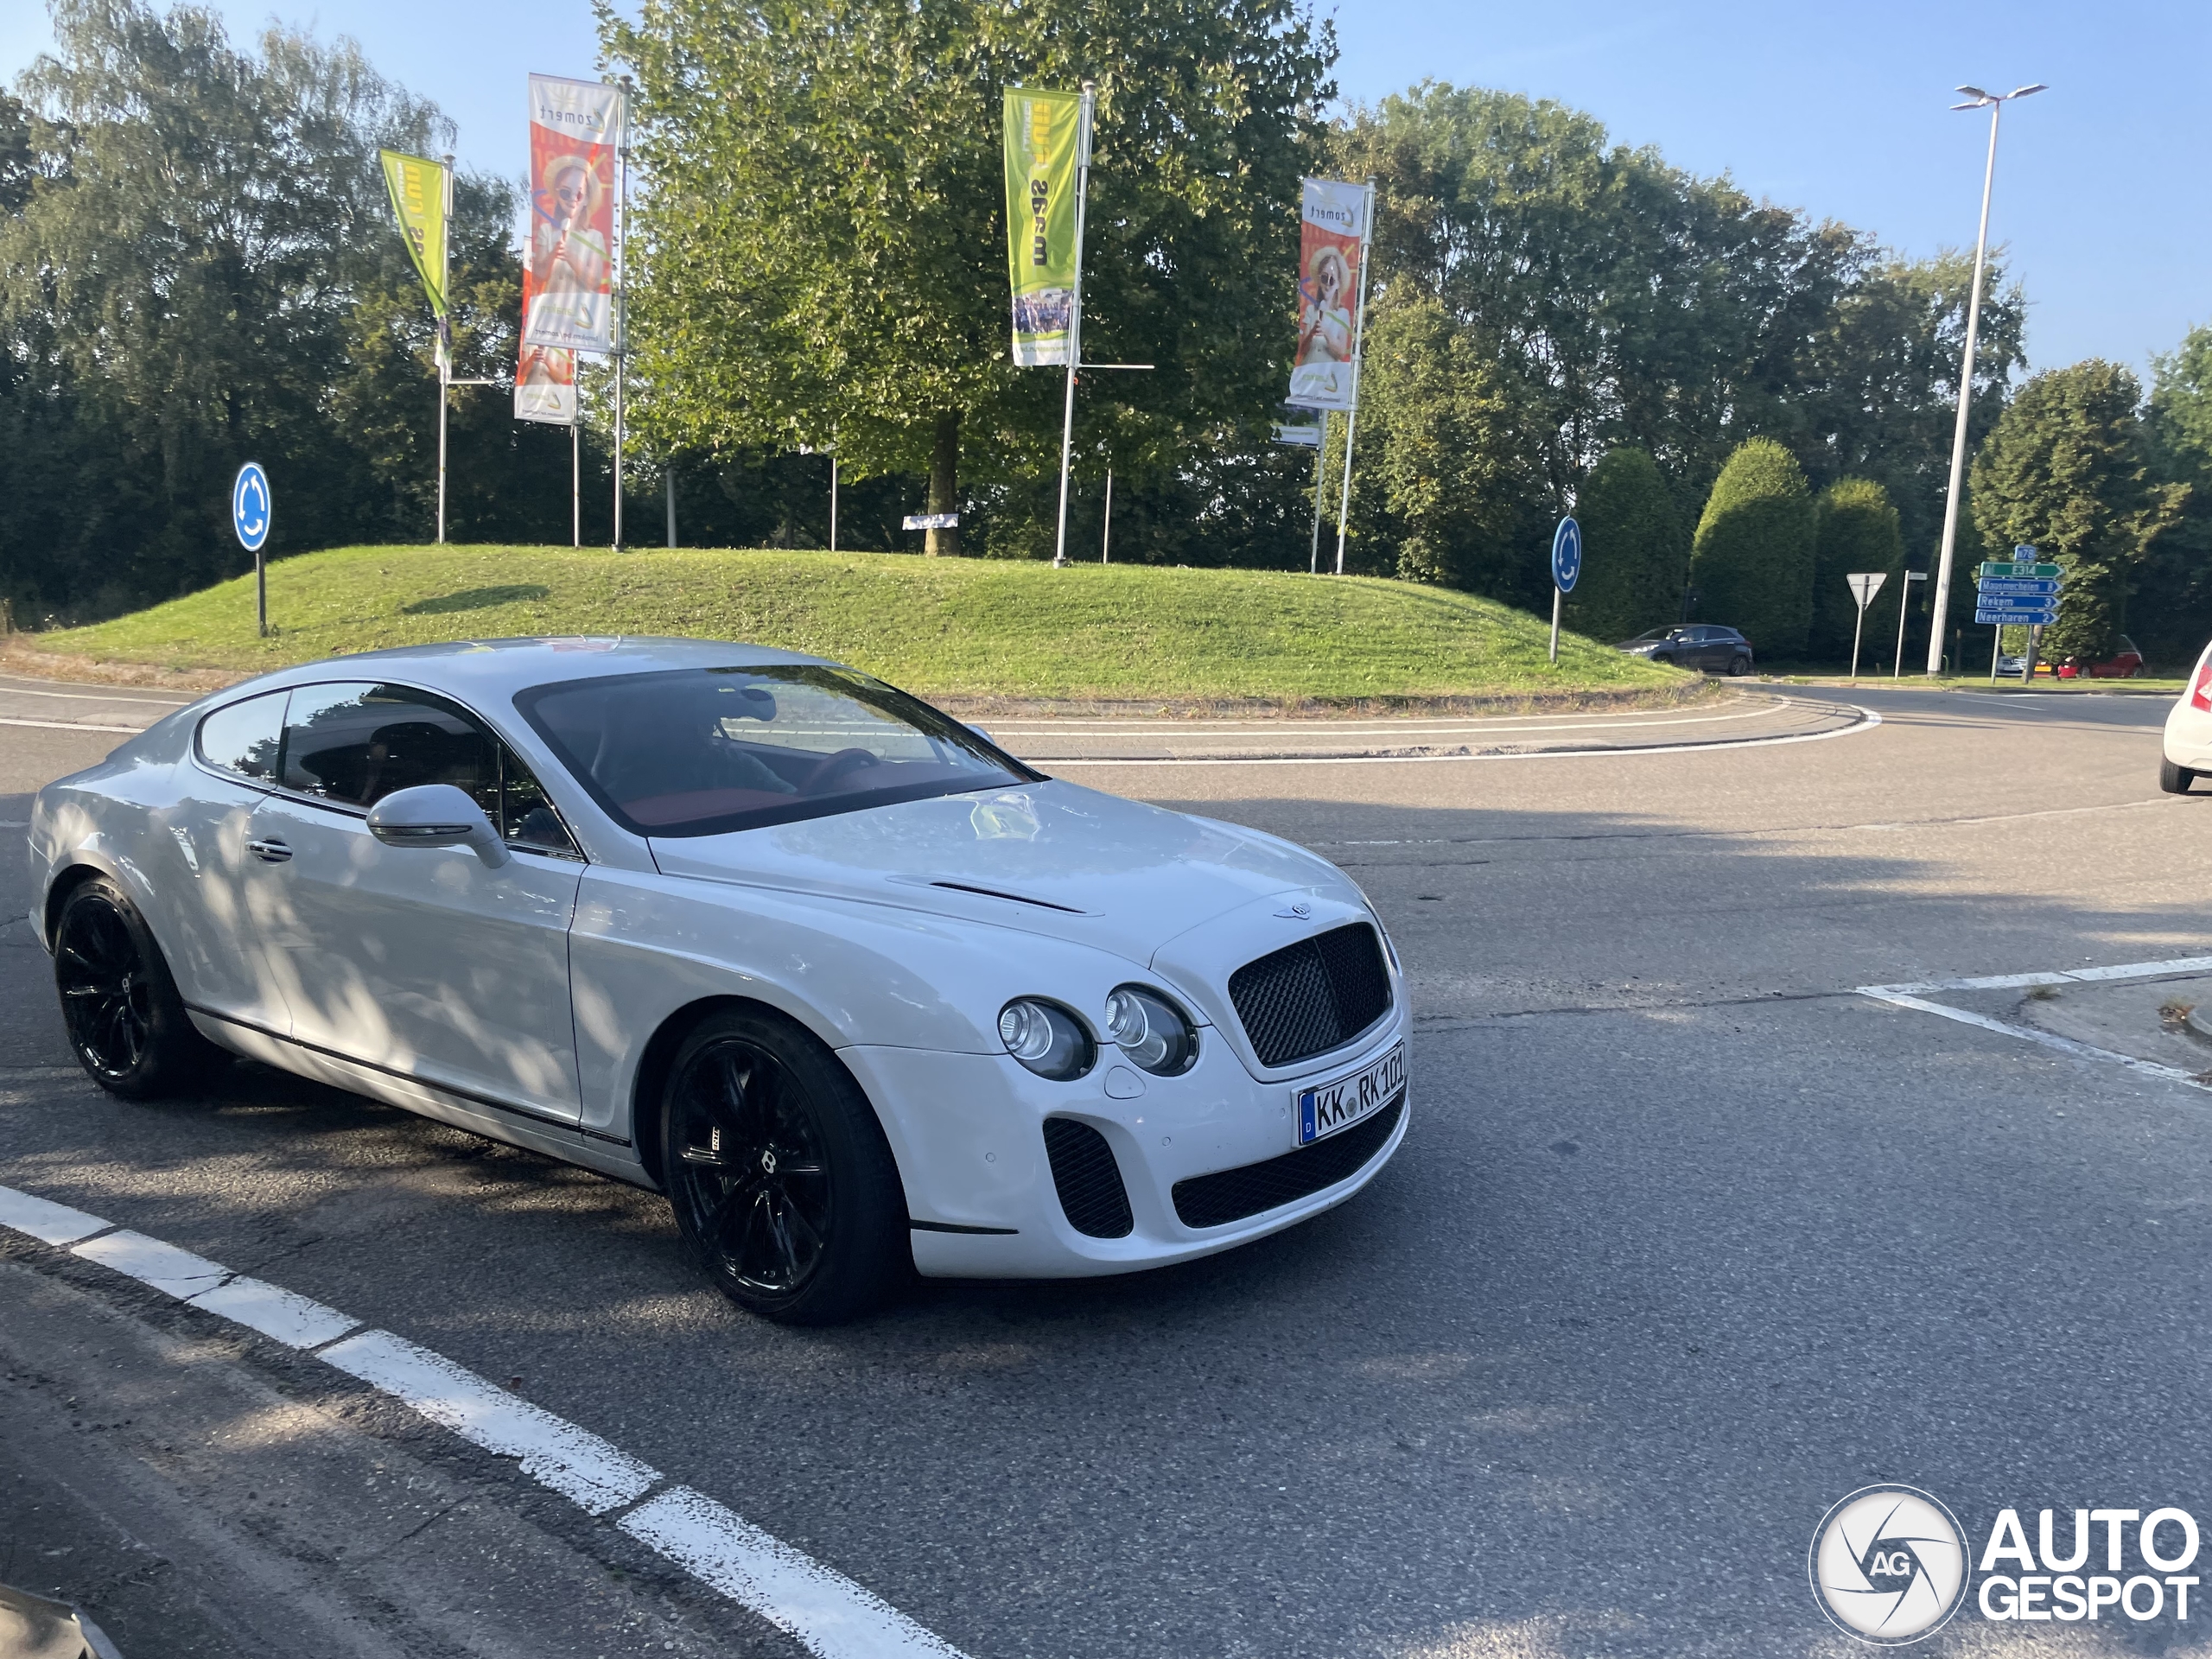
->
[53,876,225,1098]
[2161,757,2196,795]
[1727,654,1752,677]
[659,1007,907,1325]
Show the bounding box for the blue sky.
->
[4,0,2205,378]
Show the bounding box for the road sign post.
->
[1844,572,1887,681]
[1548,516,1582,665]
[1893,569,1927,677]
[1973,545,2059,681]
[232,461,272,638]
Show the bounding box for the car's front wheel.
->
[53,875,225,1098]
[1727,654,1752,677]
[659,1007,908,1325]
[2161,757,2196,795]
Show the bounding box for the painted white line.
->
[0,716,144,734]
[1864,953,2212,998]
[0,1185,111,1245]
[186,1274,359,1350]
[987,700,1779,738]
[0,684,191,706]
[72,1229,230,1297]
[0,1182,975,1656]
[319,1329,659,1516]
[622,1486,969,1659]
[1859,991,2211,1093]
[1045,705,1880,766]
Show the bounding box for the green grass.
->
[23,543,1688,704]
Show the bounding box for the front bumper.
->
[840,1011,1410,1278]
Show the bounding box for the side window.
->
[499,746,580,857]
[281,683,498,817]
[196,690,288,783]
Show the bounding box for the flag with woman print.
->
[1289,178,1371,410]
[522,73,624,353]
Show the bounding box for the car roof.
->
[213,636,840,704]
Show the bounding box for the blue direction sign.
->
[1978,612,2056,627]
[232,461,271,552]
[1551,516,1582,593]
[1976,578,2061,599]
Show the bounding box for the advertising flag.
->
[1289,178,1370,410]
[516,341,577,425]
[378,149,448,317]
[1001,88,1083,366]
[523,74,625,353]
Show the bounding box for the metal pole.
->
[1548,587,1562,664]
[1894,576,1915,677]
[256,551,266,638]
[664,463,677,547]
[1102,467,1112,563]
[436,154,453,544]
[1332,179,1377,576]
[1308,421,1325,575]
[1052,82,1096,569]
[1927,100,2003,674]
[830,454,838,551]
[1990,626,2002,682]
[613,79,631,550]
[570,417,580,548]
[1850,602,1866,681]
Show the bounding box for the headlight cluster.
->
[999,985,1198,1081]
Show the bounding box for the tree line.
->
[2,0,2205,664]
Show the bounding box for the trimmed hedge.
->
[1809,479,1904,664]
[1564,447,1688,645]
[1689,437,1815,658]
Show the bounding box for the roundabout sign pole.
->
[232,461,272,638]
[1548,515,1581,664]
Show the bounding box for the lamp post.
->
[1926,80,2044,676]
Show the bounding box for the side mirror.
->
[366,783,510,868]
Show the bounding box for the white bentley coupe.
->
[31,639,1410,1322]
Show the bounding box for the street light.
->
[1926,81,2044,675]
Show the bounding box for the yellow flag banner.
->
[1001,88,1083,366]
[378,149,448,317]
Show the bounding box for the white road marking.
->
[987,700,1779,737]
[0,684,191,706]
[622,1486,970,1659]
[0,716,144,734]
[0,1185,111,1244]
[1857,954,2212,1096]
[72,1229,230,1297]
[0,1183,975,1657]
[187,1274,359,1349]
[1043,704,1879,766]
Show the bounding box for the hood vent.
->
[929,880,1085,914]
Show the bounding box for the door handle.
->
[247,837,292,863]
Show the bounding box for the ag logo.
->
[1810,1485,1970,1644]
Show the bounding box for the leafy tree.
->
[1563,447,1685,643]
[1689,437,1815,657]
[1808,478,1902,663]
[1970,360,2185,663]
[606,0,1333,557]
[2135,326,2212,664]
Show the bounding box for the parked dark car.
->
[1618,626,1754,676]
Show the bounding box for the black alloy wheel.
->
[54,876,222,1098]
[660,1007,907,1324]
[1728,654,1752,677]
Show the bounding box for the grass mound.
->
[24,544,1687,706]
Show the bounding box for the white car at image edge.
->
[2162,639,2212,793]
[29,638,1410,1323]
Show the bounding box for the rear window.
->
[514,664,1040,838]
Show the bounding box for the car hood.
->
[646,779,1359,966]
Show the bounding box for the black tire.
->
[53,876,226,1098]
[1727,654,1752,677]
[658,1006,908,1325]
[2161,757,2196,795]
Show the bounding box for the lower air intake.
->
[1172,1096,1403,1230]
[1042,1117,1134,1238]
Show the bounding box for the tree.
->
[1808,478,1902,664]
[2136,326,2212,665]
[606,0,1333,557]
[1689,437,1815,657]
[1970,360,2185,663]
[1563,447,1684,643]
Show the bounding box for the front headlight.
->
[1103,986,1198,1076]
[998,998,1095,1080]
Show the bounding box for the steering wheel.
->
[800,747,881,794]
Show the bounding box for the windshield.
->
[515,664,1041,838]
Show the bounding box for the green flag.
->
[1001,88,1082,366]
[378,149,449,317]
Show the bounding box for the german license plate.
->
[1297,1042,1405,1146]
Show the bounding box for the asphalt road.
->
[2,678,2206,1657]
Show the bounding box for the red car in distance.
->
[2036,636,2145,678]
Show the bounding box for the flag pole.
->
[436,153,453,544]
[1051,80,1096,570]
[571,413,581,547]
[1332,179,1376,576]
[612,79,631,550]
